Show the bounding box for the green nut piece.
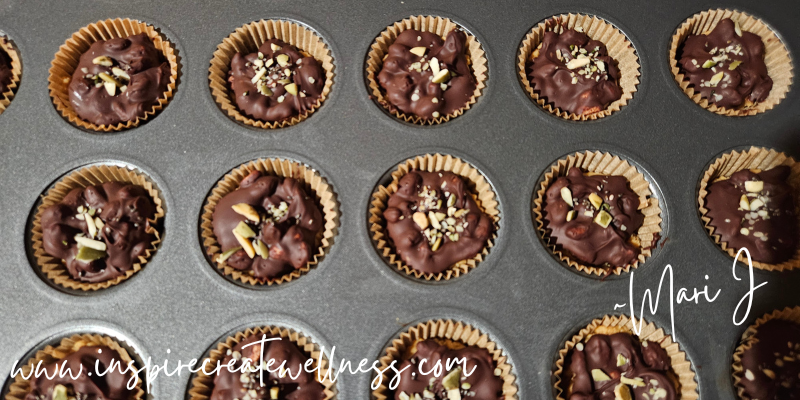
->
[442,367,462,391]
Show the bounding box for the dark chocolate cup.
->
[48,18,179,132]
[532,151,662,276]
[368,153,500,281]
[553,315,697,400]
[669,9,793,116]
[697,147,800,271]
[30,164,164,291]
[4,333,144,400]
[372,319,518,400]
[517,13,640,121]
[209,19,335,129]
[365,15,487,125]
[186,325,337,400]
[732,307,800,400]
[0,35,21,117]
[200,157,340,286]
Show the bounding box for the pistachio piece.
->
[92,56,113,67]
[52,384,69,400]
[566,210,576,222]
[75,246,107,263]
[591,369,611,382]
[740,194,750,210]
[232,221,256,238]
[259,84,273,96]
[708,71,724,86]
[442,367,462,390]
[614,383,632,400]
[409,46,427,57]
[745,180,764,193]
[74,236,107,251]
[270,386,280,400]
[232,203,260,222]
[594,210,613,228]
[701,60,717,68]
[560,187,574,207]
[276,54,290,67]
[233,232,256,258]
[728,60,742,70]
[566,58,591,69]
[285,83,298,96]
[217,246,242,263]
[616,354,627,367]
[589,193,603,209]
[432,69,451,84]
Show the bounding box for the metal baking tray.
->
[1,0,798,399]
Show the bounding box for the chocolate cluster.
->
[68,33,170,126]
[383,170,493,274]
[41,182,156,283]
[212,171,323,281]
[377,29,476,120]
[527,26,622,115]
[740,319,800,400]
[25,346,134,400]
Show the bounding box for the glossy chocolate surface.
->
[563,333,675,400]
[377,29,476,120]
[68,33,169,126]
[41,182,156,283]
[393,339,503,400]
[544,167,643,268]
[383,170,493,274]
[212,171,323,281]
[209,334,325,400]
[25,345,134,400]
[678,18,773,109]
[740,319,800,400]
[527,26,622,115]
[228,38,325,122]
[706,166,797,264]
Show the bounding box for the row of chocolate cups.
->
[26,146,800,294]
[6,307,800,400]
[0,8,795,130]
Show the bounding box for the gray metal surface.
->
[0,0,798,399]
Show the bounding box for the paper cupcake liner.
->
[48,18,179,132]
[532,151,662,276]
[187,325,337,400]
[698,147,800,271]
[30,164,164,291]
[0,36,22,117]
[732,306,800,400]
[517,13,640,121]
[669,9,793,116]
[200,158,340,286]
[209,19,335,129]
[372,319,518,400]
[4,333,145,400]
[365,15,487,125]
[368,153,500,281]
[554,314,698,400]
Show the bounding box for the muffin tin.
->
[0,0,798,399]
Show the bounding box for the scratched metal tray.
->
[1,0,799,399]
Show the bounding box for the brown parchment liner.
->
[368,153,500,281]
[5,333,144,400]
[30,164,164,291]
[187,325,337,400]
[373,319,518,400]
[698,147,800,271]
[209,19,335,129]
[201,158,339,286]
[0,36,22,117]
[365,15,487,125]
[554,315,698,400]
[517,13,640,121]
[532,151,662,276]
[732,306,800,400]
[48,18,179,132]
[669,9,794,116]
